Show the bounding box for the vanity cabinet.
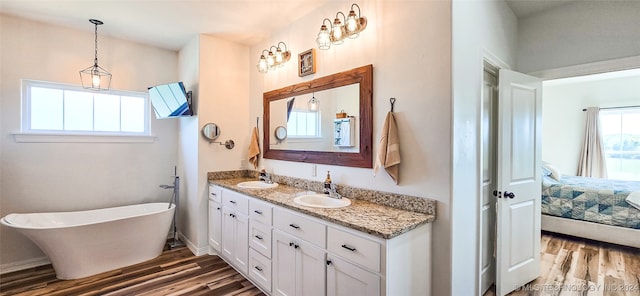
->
[208,185,223,252]
[208,184,432,296]
[272,230,326,296]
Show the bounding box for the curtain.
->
[577,107,608,178]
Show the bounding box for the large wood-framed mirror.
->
[263,65,373,168]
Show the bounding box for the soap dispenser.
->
[323,171,332,194]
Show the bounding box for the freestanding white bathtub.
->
[1,202,175,280]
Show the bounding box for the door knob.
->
[504,191,515,199]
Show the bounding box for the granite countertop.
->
[210,177,435,239]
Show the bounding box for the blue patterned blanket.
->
[541,175,640,229]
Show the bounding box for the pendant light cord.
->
[93,22,99,66]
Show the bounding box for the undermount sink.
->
[237,181,278,189]
[293,194,351,209]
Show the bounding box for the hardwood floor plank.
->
[0,243,264,296]
[485,232,640,296]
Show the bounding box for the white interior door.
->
[480,66,498,294]
[496,69,542,296]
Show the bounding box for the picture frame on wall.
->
[298,49,316,77]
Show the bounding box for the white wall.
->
[177,34,250,254]
[542,74,640,175]
[517,1,640,74]
[0,15,180,269]
[452,0,517,295]
[250,1,451,294]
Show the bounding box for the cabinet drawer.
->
[249,220,272,258]
[208,184,222,203]
[327,227,380,272]
[248,248,272,293]
[273,208,326,248]
[249,199,273,226]
[222,189,249,215]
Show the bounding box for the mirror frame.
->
[263,64,373,168]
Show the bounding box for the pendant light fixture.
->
[79,19,111,91]
[308,93,319,112]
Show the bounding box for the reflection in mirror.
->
[201,123,220,142]
[269,84,359,153]
[274,126,287,142]
[263,65,373,168]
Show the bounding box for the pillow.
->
[542,161,562,181]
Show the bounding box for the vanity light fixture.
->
[257,50,269,73]
[316,18,332,50]
[308,93,320,112]
[79,19,111,91]
[256,42,291,73]
[345,3,367,38]
[330,12,346,45]
[316,3,367,50]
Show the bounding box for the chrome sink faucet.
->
[259,170,273,184]
[328,184,342,199]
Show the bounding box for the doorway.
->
[479,62,543,296]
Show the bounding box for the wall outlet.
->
[311,164,317,177]
[240,159,248,168]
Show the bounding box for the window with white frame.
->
[600,107,640,181]
[287,109,321,138]
[21,80,150,136]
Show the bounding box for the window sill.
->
[13,132,156,143]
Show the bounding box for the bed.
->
[541,174,640,248]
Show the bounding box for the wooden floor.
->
[2,232,639,296]
[0,243,264,296]
[485,231,640,296]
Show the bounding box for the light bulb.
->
[267,52,275,70]
[91,70,100,88]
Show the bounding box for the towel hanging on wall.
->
[374,98,401,184]
[248,119,260,169]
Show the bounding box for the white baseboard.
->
[0,256,51,275]
[178,232,210,256]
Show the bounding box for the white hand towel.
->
[626,191,640,211]
[374,112,400,184]
[248,127,260,169]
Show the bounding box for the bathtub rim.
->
[1,202,175,230]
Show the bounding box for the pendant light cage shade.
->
[80,64,112,91]
[80,19,111,91]
[308,94,319,112]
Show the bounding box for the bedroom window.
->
[18,80,152,142]
[600,107,640,181]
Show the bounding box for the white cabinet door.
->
[221,207,249,274]
[208,200,222,252]
[221,207,235,259]
[273,230,325,296]
[296,238,326,296]
[273,230,297,296]
[326,256,380,296]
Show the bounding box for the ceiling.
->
[0,0,578,52]
[0,0,329,51]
